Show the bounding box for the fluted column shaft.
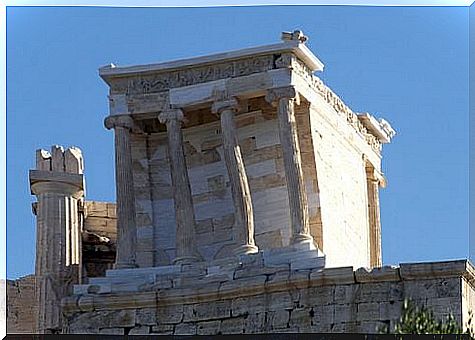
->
[34,192,79,333]
[212,99,258,256]
[159,109,199,264]
[266,86,314,247]
[105,115,137,269]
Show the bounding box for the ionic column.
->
[159,109,200,264]
[365,163,384,268]
[212,98,258,256]
[265,86,314,248]
[30,146,84,333]
[104,115,137,269]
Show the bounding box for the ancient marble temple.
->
[99,30,394,271]
[24,31,474,336]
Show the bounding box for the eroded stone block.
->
[174,322,197,335]
[220,317,245,334]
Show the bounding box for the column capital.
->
[104,114,135,131]
[365,165,386,188]
[265,86,300,106]
[211,98,239,115]
[158,109,185,125]
[29,170,85,198]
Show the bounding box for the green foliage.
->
[380,299,473,337]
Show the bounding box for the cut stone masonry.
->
[63,260,475,335]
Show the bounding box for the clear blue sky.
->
[6,5,470,279]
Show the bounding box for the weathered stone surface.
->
[269,309,290,329]
[289,308,312,329]
[68,309,136,332]
[355,266,400,283]
[128,325,150,335]
[399,260,470,280]
[183,300,231,322]
[36,149,51,171]
[301,285,335,306]
[244,312,265,333]
[232,295,267,316]
[310,266,355,285]
[64,147,84,174]
[196,320,221,335]
[156,304,183,324]
[6,275,38,334]
[174,322,196,335]
[151,323,174,334]
[312,304,335,330]
[136,307,156,326]
[99,327,124,335]
[220,317,245,334]
[357,302,380,321]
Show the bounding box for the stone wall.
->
[64,259,475,335]
[6,275,37,334]
[82,201,117,280]
[84,201,117,242]
[308,96,381,269]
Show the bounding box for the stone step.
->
[73,283,111,295]
[89,274,155,285]
[263,248,324,266]
[290,256,326,271]
[105,265,181,278]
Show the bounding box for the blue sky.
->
[6,5,470,279]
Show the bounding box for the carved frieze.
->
[109,55,275,95]
[127,92,169,114]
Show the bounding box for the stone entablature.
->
[63,259,475,335]
[99,38,323,95]
[99,32,393,155]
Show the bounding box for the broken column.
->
[30,145,85,333]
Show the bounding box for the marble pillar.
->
[212,98,258,256]
[265,86,315,248]
[365,164,383,268]
[104,115,137,269]
[30,146,84,333]
[159,109,200,264]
